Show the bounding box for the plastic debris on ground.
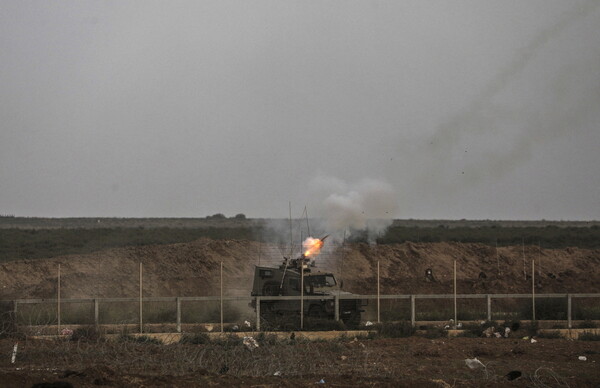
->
[530,338,537,343]
[61,328,73,337]
[365,321,373,326]
[273,371,282,376]
[232,325,239,331]
[244,320,251,328]
[483,327,495,338]
[494,332,502,338]
[456,322,463,329]
[243,336,259,350]
[316,378,326,384]
[504,327,511,338]
[578,356,587,361]
[11,343,18,364]
[465,358,485,369]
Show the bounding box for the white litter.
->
[244,320,251,328]
[232,325,239,331]
[11,343,18,364]
[494,332,502,338]
[504,327,511,338]
[317,378,325,384]
[465,358,485,369]
[578,356,587,361]
[483,327,495,338]
[273,371,282,376]
[365,321,373,326]
[456,322,463,329]
[530,338,537,343]
[243,336,259,350]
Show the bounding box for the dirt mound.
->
[0,239,598,299]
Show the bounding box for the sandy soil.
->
[0,336,598,387]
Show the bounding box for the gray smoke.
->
[418,0,600,191]
[308,174,398,241]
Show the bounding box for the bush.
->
[537,330,562,339]
[577,320,599,329]
[210,333,242,348]
[255,332,281,346]
[71,325,103,342]
[461,320,499,337]
[374,321,415,338]
[118,334,163,345]
[421,327,447,339]
[579,332,600,341]
[180,332,211,344]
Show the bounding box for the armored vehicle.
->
[250,253,364,325]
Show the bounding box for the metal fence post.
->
[377,260,380,323]
[256,297,261,331]
[57,264,61,335]
[486,294,491,321]
[176,297,181,333]
[567,294,572,329]
[410,295,415,327]
[94,299,99,328]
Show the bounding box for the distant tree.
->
[233,213,246,220]
[207,213,226,220]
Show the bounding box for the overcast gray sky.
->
[1,1,599,221]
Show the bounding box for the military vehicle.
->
[250,239,364,325]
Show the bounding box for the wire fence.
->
[4,292,599,334]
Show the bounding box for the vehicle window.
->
[308,275,336,287]
[325,275,336,287]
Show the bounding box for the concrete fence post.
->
[486,294,492,321]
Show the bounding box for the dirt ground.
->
[0,240,599,299]
[0,336,598,387]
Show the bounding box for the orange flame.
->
[303,237,324,258]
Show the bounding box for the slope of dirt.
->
[0,239,599,299]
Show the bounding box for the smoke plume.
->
[308,174,398,241]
